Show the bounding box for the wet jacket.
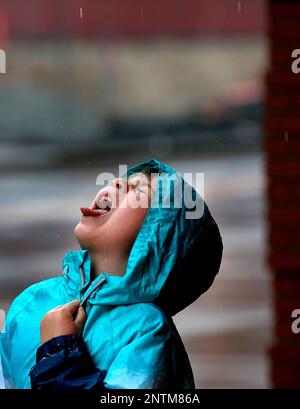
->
[0,158,223,389]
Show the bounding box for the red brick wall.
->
[0,0,265,39]
[0,8,8,44]
[265,0,300,388]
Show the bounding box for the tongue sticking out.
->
[80,207,109,217]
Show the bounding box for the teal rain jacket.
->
[0,158,223,389]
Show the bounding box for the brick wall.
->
[0,0,265,39]
[0,8,8,44]
[264,0,300,388]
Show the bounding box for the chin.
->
[73,222,93,249]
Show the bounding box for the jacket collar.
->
[62,249,92,291]
[61,249,116,302]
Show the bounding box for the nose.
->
[112,177,128,192]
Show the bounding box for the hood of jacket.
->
[62,158,223,317]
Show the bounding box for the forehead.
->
[128,171,158,184]
[128,171,148,180]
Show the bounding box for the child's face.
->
[74,172,158,255]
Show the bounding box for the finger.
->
[74,306,86,332]
[63,299,81,316]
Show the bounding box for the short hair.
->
[140,166,159,179]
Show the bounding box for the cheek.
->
[126,191,150,209]
[119,206,148,228]
[107,206,149,247]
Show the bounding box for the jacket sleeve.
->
[0,331,14,389]
[30,319,177,390]
[30,334,107,390]
[102,319,176,389]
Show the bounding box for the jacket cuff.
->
[36,334,86,363]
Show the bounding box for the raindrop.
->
[284,131,289,142]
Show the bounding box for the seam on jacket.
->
[148,303,191,385]
[163,313,195,388]
[107,306,116,362]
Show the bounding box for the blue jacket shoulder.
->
[5,276,63,330]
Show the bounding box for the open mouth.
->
[80,195,113,217]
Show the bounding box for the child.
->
[0,158,223,389]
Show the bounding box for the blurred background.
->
[0,0,298,389]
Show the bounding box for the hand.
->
[40,299,86,344]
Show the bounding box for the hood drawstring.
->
[79,273,107,308]
[79,265,85,287]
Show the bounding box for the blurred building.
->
[0,1,266,169]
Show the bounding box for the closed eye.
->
[135,186,146,193]
[128,182,146,194]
